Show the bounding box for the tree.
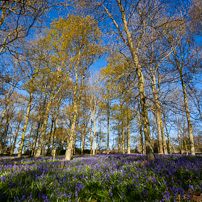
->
[0,61,22,154]
[99,72,113,155]
[189,0,202,35]
[47,15,104,161]
[78,0,180,160]
[17,44,40,157]
[0,0,55,55]
[167,27,200,155]
[10,110,24,155]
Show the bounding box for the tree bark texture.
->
[65,104,77,161]
[35,95,53,157]
[180,73,195,155]
[18,93,33,158]
[127,108,130,154]
[107,96,110,155]
[10,120,21,155]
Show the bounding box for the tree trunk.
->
[140,124,144,154]
[0,81,14,134]
[107,94,110,154]
[138,103,144,154]
[0,113,11,154]
[120,96,125,155]
[151,75,163,154]
[10,120,21,155]
[177,115,182,154]
[162,108,171,154]
[51,115,58,154]
[0,107,7,147]
[65,104,77,161]
[159,110,168,154]
[96,130,98,154]
[116,0,154,161]
[99,119,102,152]
[81,125,86,155]
[118,123,121,153]
[90,110,93,155]
[0,106,7,154]
[180,72,195,155]
[154,103,163,154]
[65,55,80,161]
[127,109,130,154]
[181,100,188,155]
[93,104,96,155]
[46,118,54,155]
[28,124,34,153]
[35,95,53,157]
[18,93,33,158]
[138,70,154,160]
[32,122,41,156]
[72,122,78,155]
[121,117,125,155]
[32,93,46,156]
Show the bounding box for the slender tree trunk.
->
[35,95,53,157]
[0,114,11,153]
[28,124,34,154]
[135,51,154,159]
[120,95,125,154]
[72,122,78,155]
[107,93,110,154]
[32,93,45,156]
[121,117,125,154]
[0,107,7,147]
[184,139,188,155]
[181,100,188,155]
[30,137,34,156]
[10,120,21,155]
[99,119,102,152]
[81,124,86,155]
[8,126,13,155]
[162,108,171,154]
[180,73,195,155]
[177,116,183,154]
[0,74,17,154]
[118,123,121,153]
[155,104,163,154]
[65,104,77,161]
[90,110,93,155]
[51,113,59,154]
[116,0,154,160]
[138,103,144,154]
[32,122,41,156]
[47,118,54,155]
[140,124,144,154]
[65,55,81,161]
[93,104,96,155]
[127,110,130,154]
[151,76,163,154]
[0,81,14,131]
[159,110,168,154]
[96,130,98,154]
[18,93,33,158]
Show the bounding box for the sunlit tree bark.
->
[18,92,33,157]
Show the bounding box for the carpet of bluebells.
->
[0,154,202,202]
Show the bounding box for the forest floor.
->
[0,154,202,202]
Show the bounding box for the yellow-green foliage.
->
[45,14,103,67]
